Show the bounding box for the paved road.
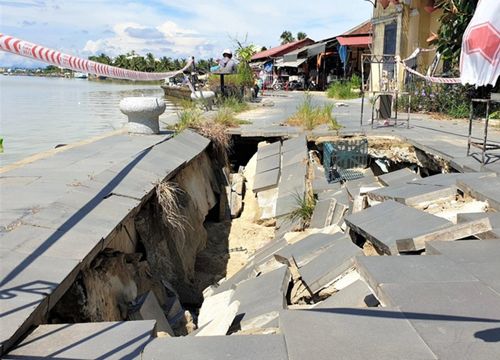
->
[237,91,500,174]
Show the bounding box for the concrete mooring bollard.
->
[119,97,166,134]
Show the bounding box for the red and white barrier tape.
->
[397,52,461,84]
[0,33,193,81]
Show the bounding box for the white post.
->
[119,97,166,134]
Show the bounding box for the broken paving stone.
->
[257,141,281,161]
[195,300,239,336]
[230,191,243,218]
[457,177,500,211]
[256,154,281,174]
[314,279,378,308]
[298,236,363,294]
[198,289,234,328]
[378,167,420,186]
[232,265,290,331]
[425,239,500,295]
[379,281,500,360]
[356,255,478,302]
[142,334,288,360]
[5,321,156,360]
[456,212,500,239]
[396,216,493,252]
[367,183,456,207]
[312,177,342,194]
[279,309,437,360]
[128,291,174,336]
[281,135,307,153]
[344,200,452,255]
[345,174,381,199]
[253,168,280,193]
[309,198,336,229]
[274,233,346,268]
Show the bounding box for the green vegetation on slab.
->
[287,93,342,131]
[286,192,316,229]
[326,75,360,100]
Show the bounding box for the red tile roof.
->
[251,38,315,61]
[341,20,373,36]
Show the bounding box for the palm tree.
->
[280,30,295,45]
[145,52,156,72]
[113,55,129,69]
[297,31,307,40]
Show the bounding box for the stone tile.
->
[253,168,280,193]
[356,255,479,298]
[412,172,496,187]
[275,193,301,218]
[299,236,363,294]
[212,263,257,295]
[312,178,342,194]
[5,320,156,359]
[256,154,280,174]
[129,291,174,336]
[232,266,290,330]
[142,334,288,360]
[280,309,437,360]
[257,141,281,160]
[314,279,377,308]
[378,168,420,186]
[275,233,345,267]
[345,175,381,198]
[380,281,500,359]
[456,212,500,239]
[282,135,307,153]
[23,194,138,240]
[278,162,307,194]
[282,148,307,168]
[367,183,456,206]
[251,238,288,265]
[309,198,336,229]
[426,240,500,294]
[0,249,80,353]
[0,224,102,266]
[457,177,500,210]
[344,200,451,254]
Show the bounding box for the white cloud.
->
[83,21,213,58]
[0,0,374,65]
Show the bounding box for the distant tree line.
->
[88,51,217,72]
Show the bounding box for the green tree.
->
[113,54,129,69]
[88,53,111,65]
[297,31,307,40]
[145,52,156,72]
[129,56,147,71]
[432,0,478,67]
[280,30,295,45]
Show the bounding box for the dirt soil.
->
[225,183,275,278]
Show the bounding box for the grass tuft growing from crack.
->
[286,192,316,229]
[156,181,190,238]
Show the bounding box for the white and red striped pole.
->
[0,33,193,81]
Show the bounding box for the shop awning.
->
[337,36,372,46]
[283,42,326,62]
[276,58,307,68]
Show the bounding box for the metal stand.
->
[370,91,411,129]
[467,98,500,164]
[360,54,411,129]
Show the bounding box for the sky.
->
[0,0,373,68]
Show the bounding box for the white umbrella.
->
[460,0,500,87]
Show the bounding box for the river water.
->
[0,76,179,166]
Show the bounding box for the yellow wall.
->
[370,0,443,91]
